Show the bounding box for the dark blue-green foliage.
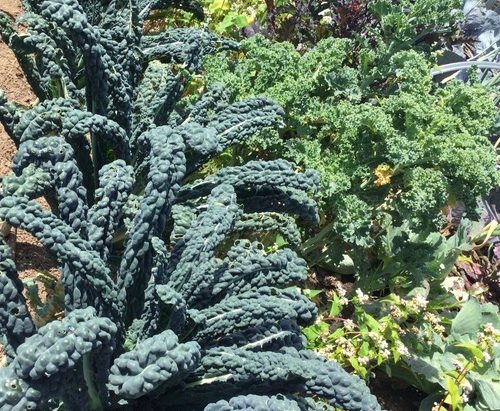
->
[205,394,336,410]
[0,1,381,410]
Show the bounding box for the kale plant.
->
[202,33,499,289]
[0,0,381,409]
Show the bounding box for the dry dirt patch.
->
[0,0,22,18]
[1,0,57,279]
[1,0,60,363]
[0,0,35,174]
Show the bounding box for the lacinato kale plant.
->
[201,34,499,290]
[0,0,382,410]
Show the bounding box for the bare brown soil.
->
[0,0,60,364]
[0,344,5,367]
[0,0,32,176]
[0,0,58,279]
[0,0,22,18]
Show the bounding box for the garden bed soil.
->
[370,371,425,411]
[0,0,60,366]
[0,0,58,281]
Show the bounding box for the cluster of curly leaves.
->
[0,0,382,410]
[202,33,499,287]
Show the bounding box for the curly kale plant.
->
[0,0,381,410]
[202,34,499,289]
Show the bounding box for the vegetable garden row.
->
[0,1,498,410]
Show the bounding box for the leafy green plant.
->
[0,0,383,410]
[147,0,465,47]
[303,286,499,411]
[145,0,267,37]
[303,285,441,381]
[304,285,412,380]
[401,298,500,411]
[23,271,65,328]
[201,33,499,290]
[203,0,263,35]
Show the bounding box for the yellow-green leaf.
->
[445,376,461,410]
[453,343,484,362]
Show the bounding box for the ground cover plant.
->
[299,200,500,411]
[303,285,500,411]
[0,0,383,409]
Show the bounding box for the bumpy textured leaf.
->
[0,89,22,144]
[0,196,119,320]
[40,0,133,130]
[87,160,134,261]
[192,289,316,344]
[0,367,43,410]
[2,164,51,199]
[138,0,205,20]
[211,241,308,297]
[109,330,200,399]
[142,28,237,68]
[234,213,302,247]
[203,394,326,411]
[117,127,186,323]
[168,184,240,305]
[13,137,88,235]
[164,348,380,411]
[0,237,35,354]
[131,61,183,144]
[13,308,116,380]
[178,160,320,224]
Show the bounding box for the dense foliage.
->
[0,1,498,410]
[303,286,500,411]
[201,28,498,290]
[150,0,465,48]
[144,0,265,37]
[0,0,383,410]
[184,5,500,408]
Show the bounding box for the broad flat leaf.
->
[275,234,288,248]
[359,341,370,356]
[232,14,248,29]
[328,299,341,317]
[472,376,500,411]
[450,298,482,337]
[208,0,230,12]
[419,392,445,411]
[406,355,442,385]
[302,322,328,342]
[364,313,380,331]
[432,332,446,350]
[452,343,484,361]
[479,303,500,329]
[384,363,436,393]
[303,288,323,299]
[425,233,458,277]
